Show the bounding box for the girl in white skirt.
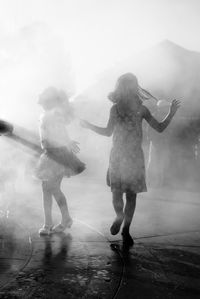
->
[37,87,85,235]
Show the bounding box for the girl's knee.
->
[43,177,62,192]
[53,190,66,205]
[52,186,62,197]
[112,190,123,199]
[126,190,137,201]
[42,181,53,194]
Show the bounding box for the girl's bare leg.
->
[51,177,72,229]
[39,181,53,235]
[110,190,124,235]
[42,181,53,227]
[122,190,137,246]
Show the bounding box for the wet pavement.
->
[0,180,200,298]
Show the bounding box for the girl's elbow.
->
[154,124,164,133]
[106,130,112,137]
[41,139,49,148]
[158,126,165,133]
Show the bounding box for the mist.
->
[0,1,199,257]
[0,22,75,220]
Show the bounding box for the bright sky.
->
[0,0,200,92]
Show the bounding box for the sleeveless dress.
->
[107,104,147,193]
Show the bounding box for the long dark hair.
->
[108,73,158,106]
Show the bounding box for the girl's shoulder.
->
[110,104,118,119]
[40,111,54,123]
[40,110,61,128]
[40,112,47,124]
[110,104,117,113]
[54,108,70,125]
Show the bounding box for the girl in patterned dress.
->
[81,73,180,246]
[37,87,85,235]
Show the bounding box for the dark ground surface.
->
[0,178,200,299]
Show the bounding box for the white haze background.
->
[0,0,200,236]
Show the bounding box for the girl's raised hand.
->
[70,140,80,154]
[170,99,181,116]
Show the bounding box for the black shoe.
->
[110,215,124,235]
[121,231,134,247]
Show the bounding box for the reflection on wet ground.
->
[0,212,122,298]
[0,210,32,290]
[0,185,200,298]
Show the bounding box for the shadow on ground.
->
[0,182,200,298]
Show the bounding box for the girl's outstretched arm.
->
[143,99,180,133]
[80,106,115,137]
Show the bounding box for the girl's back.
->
[40,108,70,149]
[112,103,145,151]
